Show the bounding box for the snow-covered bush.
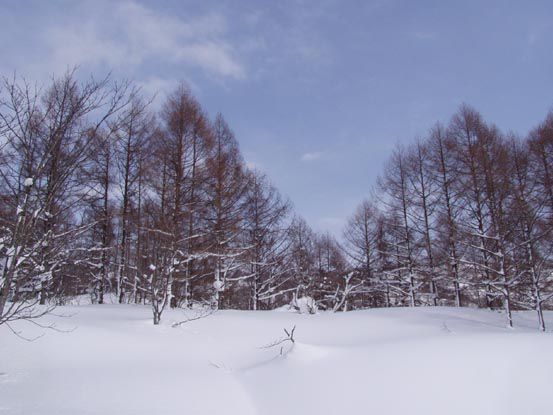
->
[292,296,318,314]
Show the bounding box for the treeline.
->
[343,105,553,330]
[1,71,552,330]
[0,71,347,325]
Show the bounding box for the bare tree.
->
[0,70,132,325]
[377,146,418,307]
[428,123,464,306]
[113,96,153,303]
[158,84,213,308]
[406,140,439,305]
[203,114,248,309]
[81,128,116,304]
[343,199,380,287]
[238,170,291,310]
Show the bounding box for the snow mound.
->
[287,342,330,362]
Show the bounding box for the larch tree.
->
[113,96,153,304]
[377,146,418,307]
[240,170,291,310]
[406,140,439,305]
[427,123,464,306]
[158,84,213,308]
[203,114,248,310]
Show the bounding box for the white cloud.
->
[136,77,186,107]
[40,1,245,79]
[300,151,323,162]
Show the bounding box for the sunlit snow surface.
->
[1,304,552,415]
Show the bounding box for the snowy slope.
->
[1,305,552,415]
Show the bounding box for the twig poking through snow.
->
[171,307,215,328]
[261,325,296,356]
[209,361,232,373]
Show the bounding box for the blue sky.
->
[2,0,552,235]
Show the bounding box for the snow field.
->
[1,305,552,415]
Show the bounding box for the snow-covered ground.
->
[1,305,552,415]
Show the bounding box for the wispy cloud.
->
[24,1,245,80]
[301,151,324,162]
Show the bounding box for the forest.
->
[1,71,552,330]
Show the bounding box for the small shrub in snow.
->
[292,296,318,314]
